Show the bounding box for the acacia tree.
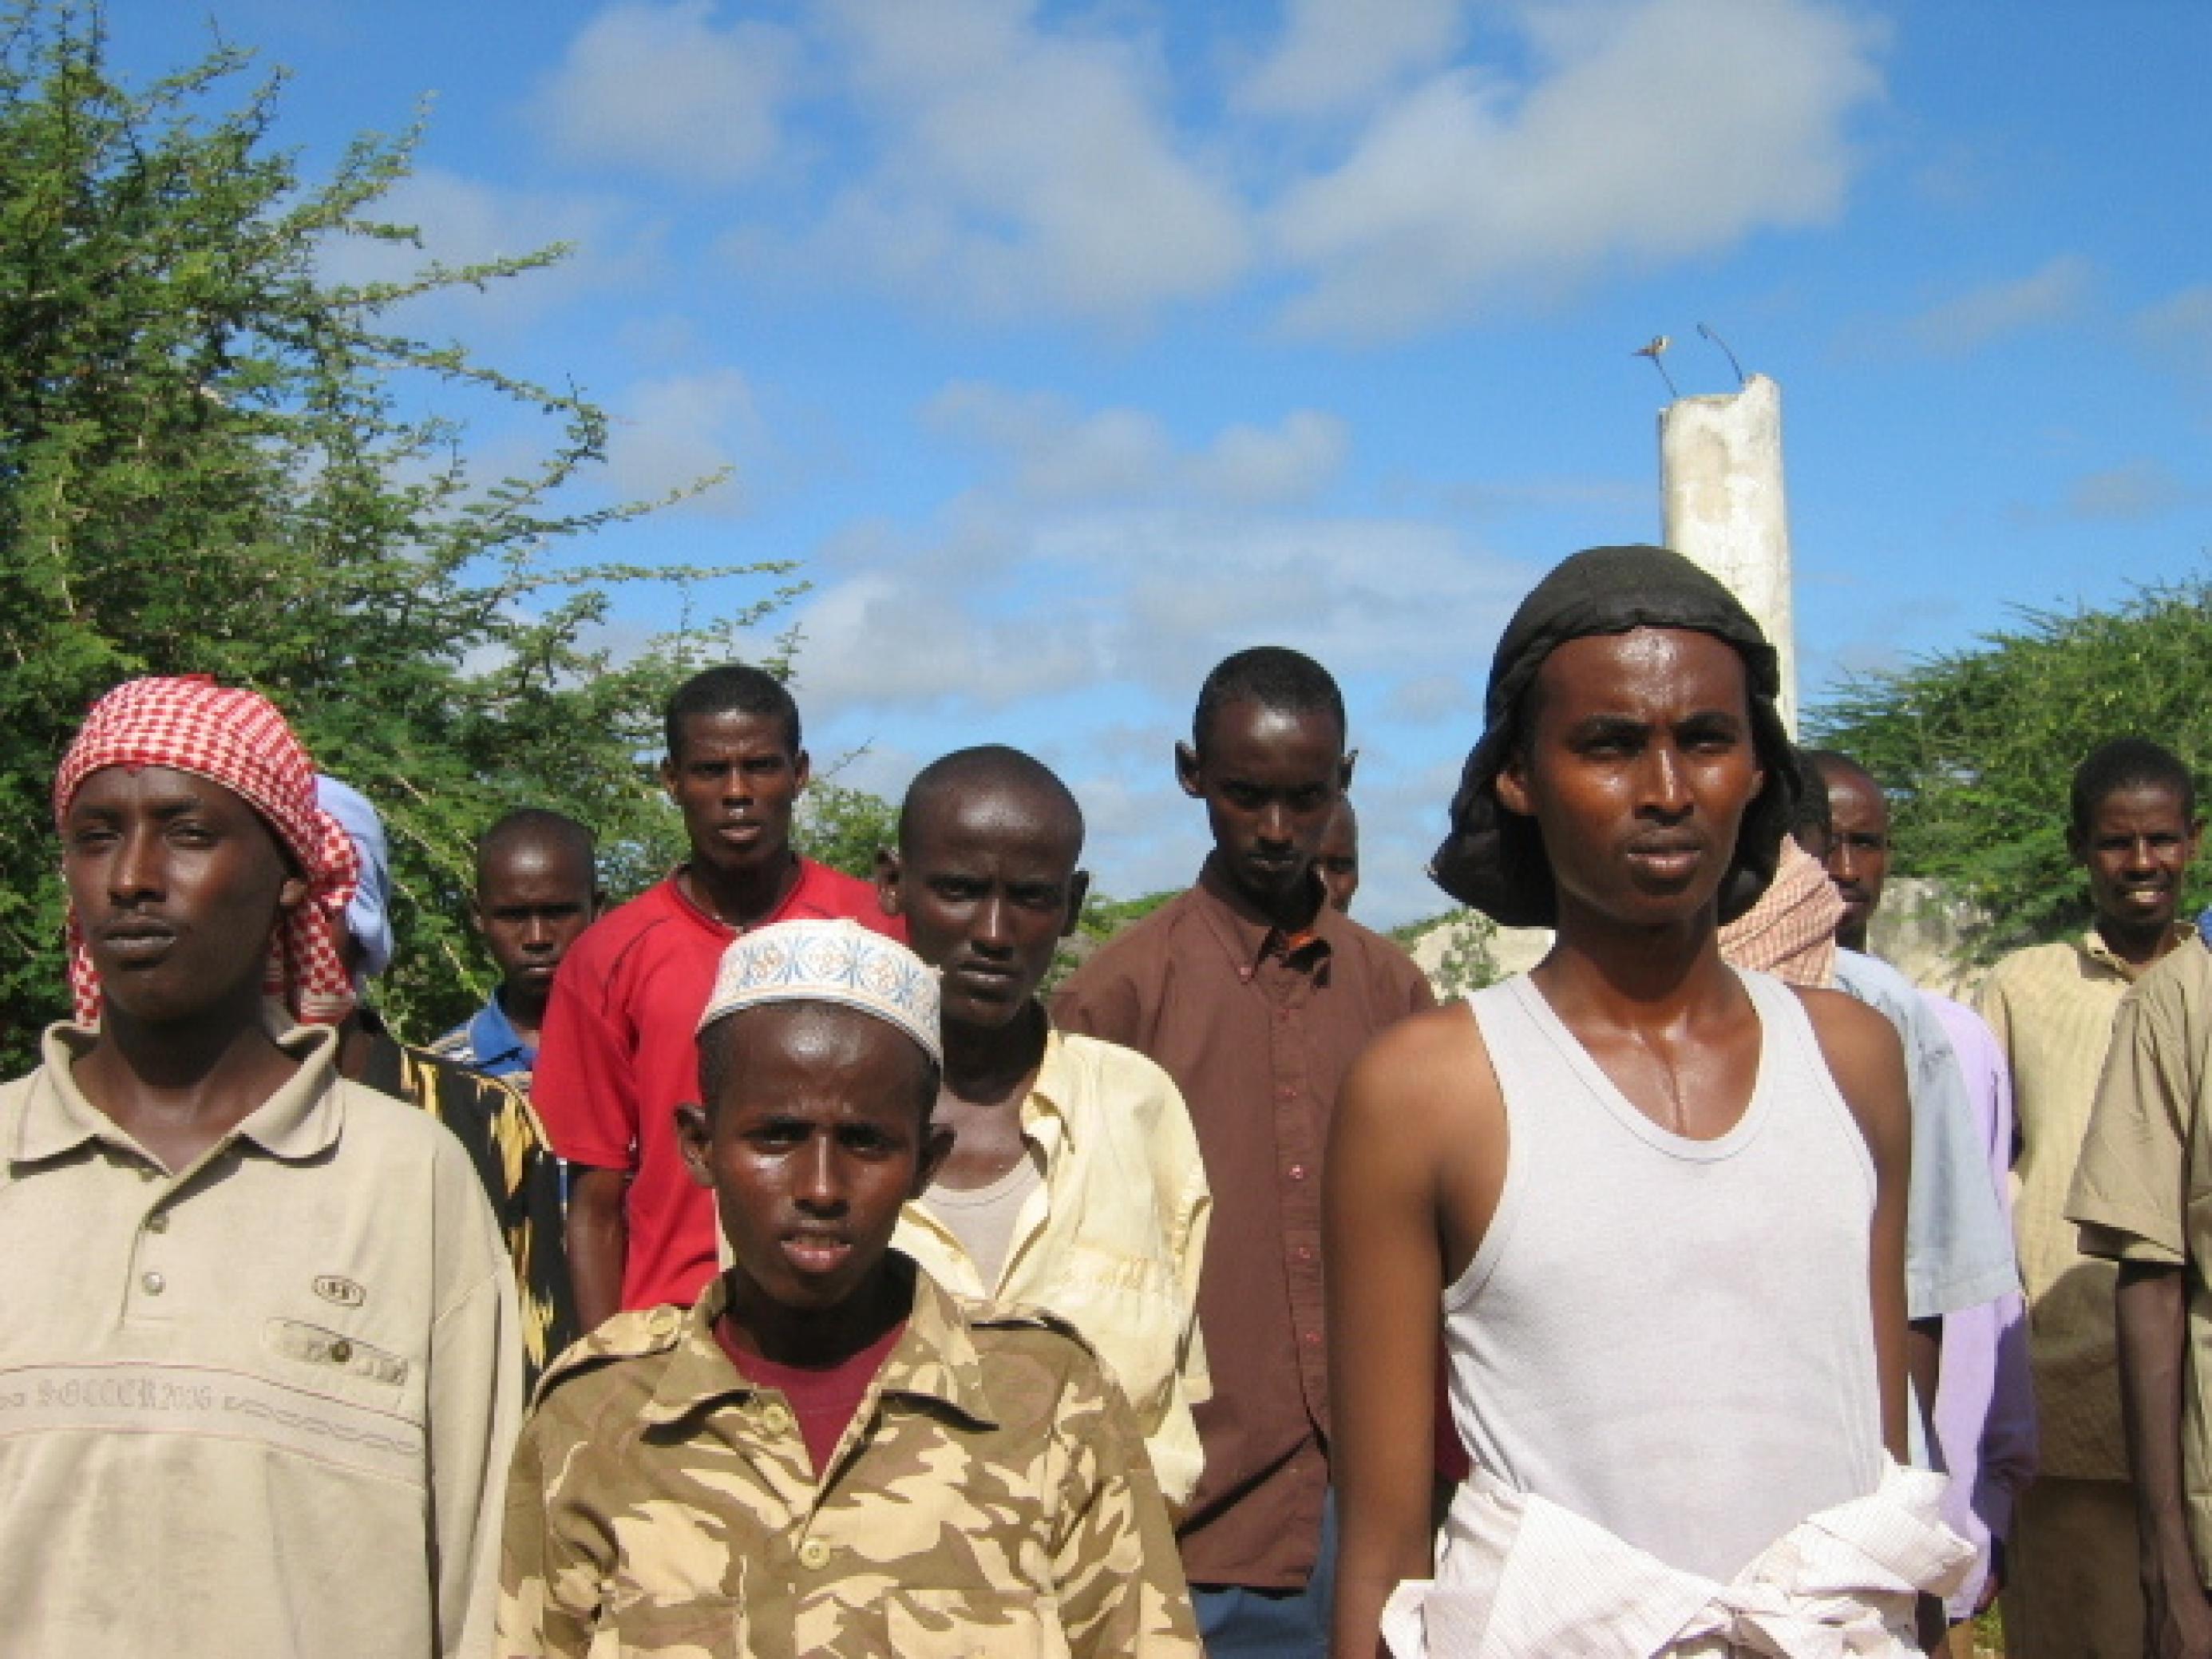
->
[1810,578,2212,960]
[0,6,800,1064]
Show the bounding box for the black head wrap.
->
[1430,544,1798,927]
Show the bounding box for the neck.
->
[722,1259,912,1368]
[942,1000,1048,1099]
[1837,924,1870,954]
[499,980,548,1042]
[74,982,295,1134]
[687,849,801,931]
[1211,854,1324,935]
[1537,897,1737,1020]
[2101,914,2180,969]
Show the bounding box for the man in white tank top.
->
[1326,546,1970,1658]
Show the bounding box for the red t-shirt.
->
[533,860,902,1312]
[713,1312,907,1477]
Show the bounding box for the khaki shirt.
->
[2068,937,2212,1580]
[1978,927,2184,1478]
[497,1263,1201,1658]
[0,1022,521,1658]
[895,1027,1212,1507]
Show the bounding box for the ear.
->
[1062,869,1091,938]
[1494,752,1535,819]
[659,754,681,805]
[590,886,607,920]
[467,895,487,936]
[676,1103,715,1190]
[276,868,309,915]
[1339,750,1358,792]
[2189,818,2206,861]
[875,846,904,917]
[1175,741,1204,800]
[791,748,813,795]
[2064,822,2087,865]
[913,1122,956,1196]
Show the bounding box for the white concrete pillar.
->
[1658,372,1798,734]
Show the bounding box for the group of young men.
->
[9,544,2212,1657]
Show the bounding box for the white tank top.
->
[1445,969,1886,1582]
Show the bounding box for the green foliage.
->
[793,780,900,883]
[0,6,797,1067]
[1392,908,1502,998]
[1810,579,2212,960]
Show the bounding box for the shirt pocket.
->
[884,1590,1070,1659]
[260,1317,411,1410]
[1047,1245,1182,1418]
[595,1595,745,1656]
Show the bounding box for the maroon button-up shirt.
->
[1052,857,1435,1590]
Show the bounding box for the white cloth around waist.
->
[1380,1458,1971,1659]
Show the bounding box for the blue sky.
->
[111,0,2212,927]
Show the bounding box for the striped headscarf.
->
[53,675,362,1026]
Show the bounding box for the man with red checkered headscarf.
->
[0,675,520,1659]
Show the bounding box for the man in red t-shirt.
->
[534,665,900,1326]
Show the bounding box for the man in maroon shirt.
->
[1053,646,1434,1657]
[533,665,899,1327]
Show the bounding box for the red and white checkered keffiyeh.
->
[53,675,362,1027]
[1716,837,1844,989]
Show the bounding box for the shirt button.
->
[1275,1085,1295,1100]
[144,1213,169,1233]
[1296,1245,1313,1263]
[1288,1164,1308,1182]
[797,1538,831,1570]
[141,1272,166,1296]
[137,1166,158,1183]
[1276,1009,1292,1023]
[1303,1330,1322,1347]
[761,1403,793,1434]
[330,1340,354,1364]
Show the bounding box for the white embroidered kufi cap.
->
[696,919,942,1067]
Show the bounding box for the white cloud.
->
[925,382,1347,507]
[726,0,1251,322]
[1234,0,1464,117]
[320,167,651,326]
[2057,458,2188,523]
[1904,255,2094,356]
[1268,0,1886,337]
[2135,284,2212,380]
[1190,410,1351,505]
[532,0,798,185]
[603,369,763,513]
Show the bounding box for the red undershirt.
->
[714,1314,908,1477]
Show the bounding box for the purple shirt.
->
[1925,992,2038,1617]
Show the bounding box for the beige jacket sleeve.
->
[429,1150,526,1658]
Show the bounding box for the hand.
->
[2147,1572,2212,1659]
[1973,1538,2003,1616]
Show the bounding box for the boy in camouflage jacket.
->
[495,920,1200,1657]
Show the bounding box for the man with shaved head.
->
[1808,750,1890,954]
[434,808,600,1090]
[877,745,1212,1508]
[1316,798,1359,914]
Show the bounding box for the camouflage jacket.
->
[497,1261,1201,1657]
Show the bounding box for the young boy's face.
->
[679,1004,948,1321]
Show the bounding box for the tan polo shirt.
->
[0,1022,521,1658]
[2068,938,2212,1583]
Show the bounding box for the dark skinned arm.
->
[1906,1316,1942,1442]
[1325,1005,1502,1659]
[2119,1260,2212,1659]
[1800,988,1939,1648]
[564,1165,629,1335]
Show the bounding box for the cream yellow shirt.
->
[1977,926,2185,1479]
[0,1022,521,1658]
[895,1027,1212,1506]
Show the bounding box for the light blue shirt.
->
[1832,949,2020,1320]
